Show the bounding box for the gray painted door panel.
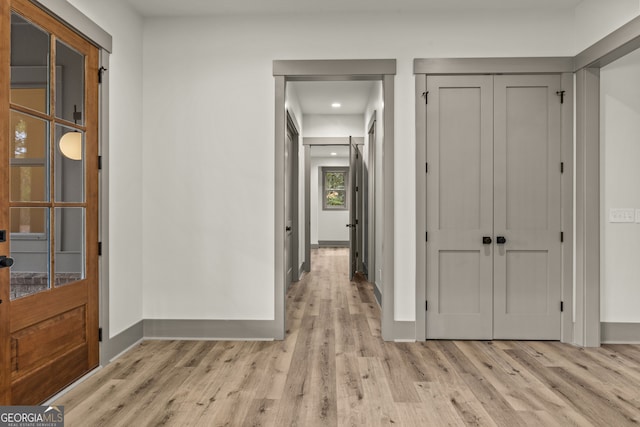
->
[426,74,562,340]
[493,75,562,340]
[426,75,494,339]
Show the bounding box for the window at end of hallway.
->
[322,167,348,210]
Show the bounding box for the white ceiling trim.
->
[126,0,582,17]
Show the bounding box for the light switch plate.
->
[610,208,635,223]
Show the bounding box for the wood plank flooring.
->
[56,248,640,426]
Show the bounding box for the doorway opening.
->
[291,81,378,303]
[273,59,396,341]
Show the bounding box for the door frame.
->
[414,57,574,343]
[366,112,376,287]
[274,59,396,340]
[302,137,357,274]
[29,1,119,362]
[573,15,640,347]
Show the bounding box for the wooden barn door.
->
[0,0,99,404]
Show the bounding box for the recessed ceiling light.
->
[331,102,341,108]
[330,152,337,156]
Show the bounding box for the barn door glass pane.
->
[10,208,51,300]
[10,110,49,202]
[10,12,50,114]
[54,207,85,286]
[55,124,84,202]
[55,40,84,125]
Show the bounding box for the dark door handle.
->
[346,224,355,228]
[496,236,506,244]
[482,236,492,245]
[285,226,292,231]
[0,256,14,268]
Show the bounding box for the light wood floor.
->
[56,248,640,426]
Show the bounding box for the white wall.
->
[303,115,363,137]
[600,48,640,323]
[310,156,350,244]
[67,0,144,337]
[141,9,576,323]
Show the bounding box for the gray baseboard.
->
[373,282,382,306]
[143,319,278,340]
[318,240,349,248]
[310,244,319,249]
[103,320,143,362]
[393,321,416,341]
[601,322,640,344]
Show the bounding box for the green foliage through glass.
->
[323,169,348,209]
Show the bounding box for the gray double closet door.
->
[426,74,562,340]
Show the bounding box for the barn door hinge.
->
[98,66,108,83]
[556,90,566,104]
[425,232,428,242]
[425,300,428,311]
[560,301,564,312]
[356,251,359,258]
[98,156,103,170]
[422,91,429,104]
[98,242,103,256]
[426,163,428,173]
[560,162,564,174]
[356,186,359,192]
[560,231,564,242]
[98,327,103,342]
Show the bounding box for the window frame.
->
[321,166,349,211]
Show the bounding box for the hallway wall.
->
[601,48,640,323]
[63,0,640,335]
[140,9,577,322]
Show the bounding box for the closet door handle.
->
[482,236,492,245]
[496,236,506,244]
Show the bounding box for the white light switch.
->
[609,208,635,223]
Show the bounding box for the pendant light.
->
[59,105,82,160]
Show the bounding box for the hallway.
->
[56,248,640,426]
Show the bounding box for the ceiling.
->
[310,145,350,158]
[289,81,376,115]
[126,0,583,17]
